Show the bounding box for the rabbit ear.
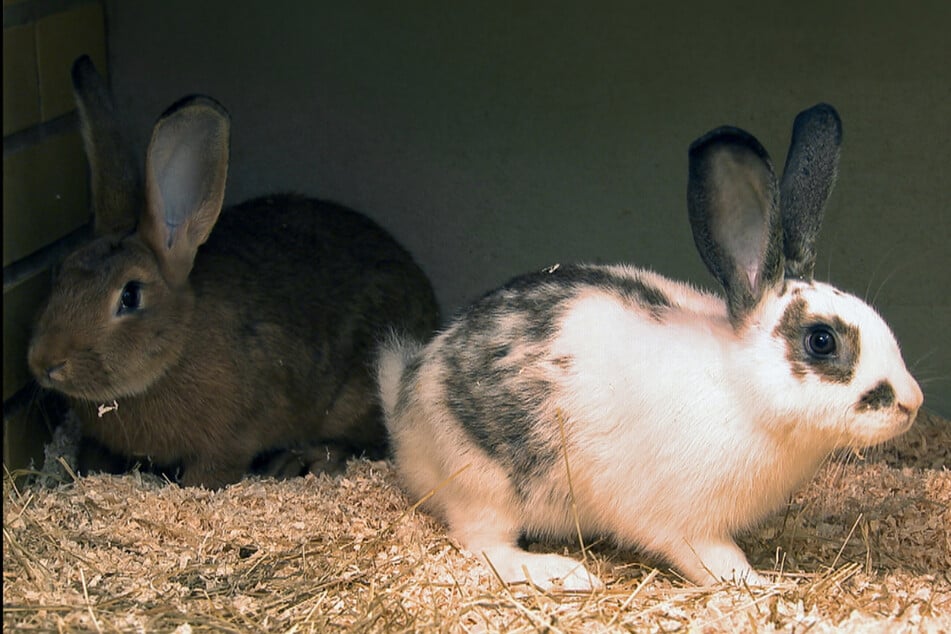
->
[687,126,784,327]
[779,103,842,281]
[140,96,230,287]
[71,55,141,236]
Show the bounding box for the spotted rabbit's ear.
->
[140,95,231,287]
[687,125,783,328]
[779,103,842,282]
[71,55,142,236]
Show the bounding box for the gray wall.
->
[105,1,950,415]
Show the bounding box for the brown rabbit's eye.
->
[805,325,837,358]
[118,281,142,315]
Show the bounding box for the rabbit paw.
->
[480,546,603,592]
[674,537,764,586]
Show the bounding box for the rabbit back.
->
[192,193,439,450]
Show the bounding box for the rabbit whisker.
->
[861,244,899,304]
[908,349,937,373]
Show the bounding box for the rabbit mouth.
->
[847,410,918,449]
[896,410,918,435]
[31,357,129,402]
[37,374,118,402]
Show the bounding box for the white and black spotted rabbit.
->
[28,56,439,489]
[378,104,922,589]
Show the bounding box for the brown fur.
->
[28,57,439,488]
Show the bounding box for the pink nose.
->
[898,377,924,417]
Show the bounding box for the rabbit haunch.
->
[378,103,922,590]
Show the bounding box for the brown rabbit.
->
[28,56,439,489]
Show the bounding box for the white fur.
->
[379,105,924,590]
[379,272,922,590]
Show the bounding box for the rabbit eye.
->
[805,325,837,358]
[118,281,142,315]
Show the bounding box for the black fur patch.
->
[546,265,672,318]
[855,381,896,412]
[441,264,669,496]
[442,303,556,497]
[774,297,860,384]
[443,344,555,497]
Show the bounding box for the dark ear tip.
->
[797,102,840,121]
[71,54,93,72]
[793,103,843,144]
[689,125,770,164]
[70,54,98,90]
[159,94,231,125]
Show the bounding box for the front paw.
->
[180,461,245,489]
[674,537,762,586]
[250,444,350,479]
[481,547,604,592]
[730,568,768,586]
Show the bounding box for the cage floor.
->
[4,411,949,632]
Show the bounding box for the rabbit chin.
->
[839,403,920,449]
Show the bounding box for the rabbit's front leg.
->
[670,536,765,586]
[478,544,604,591]
[180,457,247,489]
[450,509,604,591]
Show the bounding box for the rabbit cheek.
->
[28,311,113,400]
[100,278,192,398]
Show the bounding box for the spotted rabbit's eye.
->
[805,325,837,358]
[118,281,142,315]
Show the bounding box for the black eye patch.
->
[774,297,860,384]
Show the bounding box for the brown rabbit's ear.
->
[140,96,230,287]
[71,55,141,236]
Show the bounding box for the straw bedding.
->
[3,410,949,632]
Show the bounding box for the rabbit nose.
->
[44,361,68,382]
[27,332,69,381]
[27,345,67,385]
[902,377,924,412]
[896,378,924,424]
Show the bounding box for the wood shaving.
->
[4,410,949,632]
